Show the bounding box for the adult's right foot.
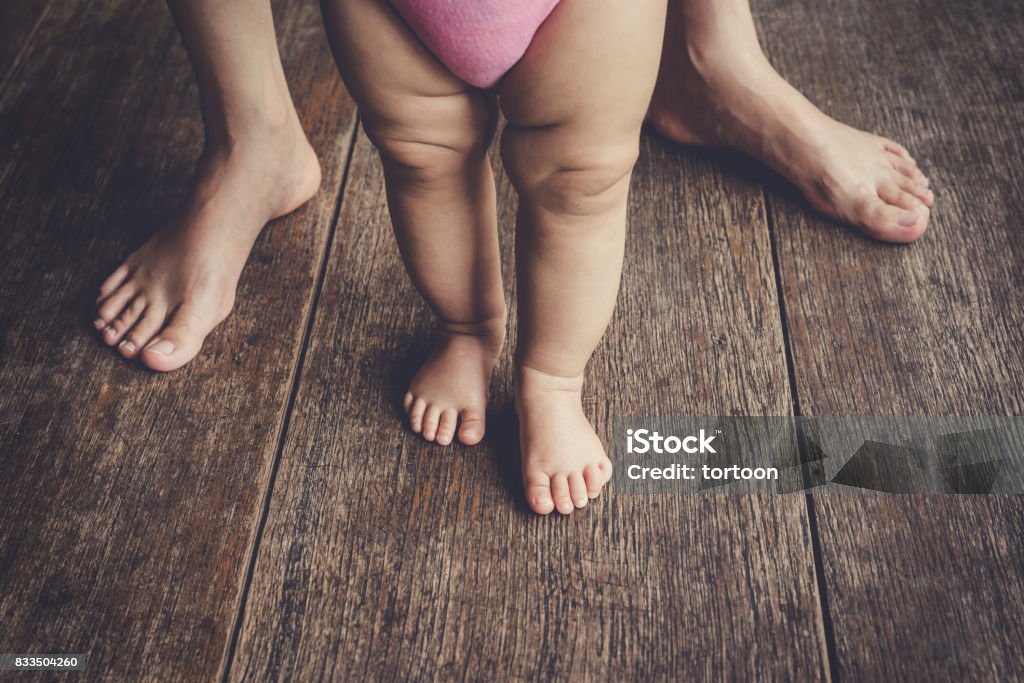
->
[94,119,320,371]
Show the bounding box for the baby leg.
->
[322,0,505,445]
[499,0,667,514]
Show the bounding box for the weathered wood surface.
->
[227,128,827,680]
[0,0,356,680]
[757,0,1024,678]
[0,0,51,87]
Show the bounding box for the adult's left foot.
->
[649,31,934,243]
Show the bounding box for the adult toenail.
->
[120,340,136,352]
[897,212,919,227]
[145,339,175,355]
[537,497,552,506]
[104,326,117,336]
[93,318,106,329]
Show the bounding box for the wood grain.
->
[0,0,356,680]
[0,0,52,88]
[756,0,1024,678]
[227,126,827,679]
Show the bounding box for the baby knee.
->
[502,135,639,217]
[362,106,496,185]
[365,127,468,183]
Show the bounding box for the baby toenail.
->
[897,212,919,227]
[93,318,106,329]
[145,339,175,355]
[120,340,135,352]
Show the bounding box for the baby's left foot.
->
[404,317,505,446]
[515,366,613,515]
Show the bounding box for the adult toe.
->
[139,307,209,372]
[104,295,146,345]
[895,173,935,207]
[97,282,137,327]
[119,304,167,358]
[853,192,928,243]
[97,264,131,302]
[881,139,914,162]
[888,151,925,182]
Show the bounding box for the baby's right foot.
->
[404,317,505,446]
[515,366,613,515]
[95,117,320,371]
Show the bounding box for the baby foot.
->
[403,317,505,446]
[515,366,613,515]
[648,45,934,242]
[95,119,321,371]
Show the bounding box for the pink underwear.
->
[389,0,559,89]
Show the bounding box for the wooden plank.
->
[0,0,356,680]
[757,0,1024,678]
[0,0,52,86]
[228,127,828,679]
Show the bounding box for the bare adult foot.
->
[515,366,613,515]
[403,317,505,446]
[649,18,934,242]
[94,118,320,371]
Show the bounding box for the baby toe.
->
[568,472,589,508]
[550,474,574,515]
[436,409,457,446]
[457,409,486,446]
[420,404,442,441]
[407,397,427,433]
[525,472,555,515]
[583,464,604,498]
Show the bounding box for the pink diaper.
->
[389,0,559,89]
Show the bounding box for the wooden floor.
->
[1,0,1022,680]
